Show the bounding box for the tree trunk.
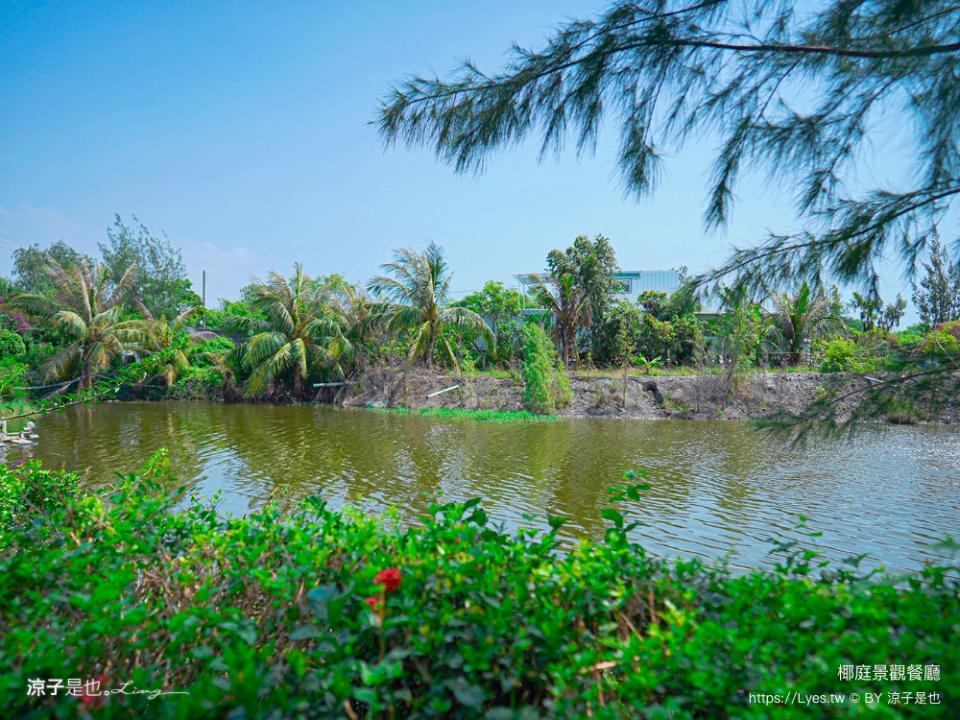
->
[80,366,93,391]
[424,324,437,366]
[292,364,302,397]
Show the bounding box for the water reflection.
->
[15,401,960,573]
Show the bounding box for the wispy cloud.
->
[0,202,100,276]
[0,203,259,302]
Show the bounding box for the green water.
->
[8,401,959,572]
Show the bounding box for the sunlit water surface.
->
[8,402,959,573]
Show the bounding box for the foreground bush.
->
[1,457,957,718]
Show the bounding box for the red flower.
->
[373,567,402,593]
[364,596,382,610]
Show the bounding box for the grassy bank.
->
[1,455,956,718]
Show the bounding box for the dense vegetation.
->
[1,456,956,718]
[3,220,957,423]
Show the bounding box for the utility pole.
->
[201,270,207,328]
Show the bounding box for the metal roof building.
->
[513,269,721,315]
[515,269,682,299]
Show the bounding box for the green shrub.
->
[173,365,225,392]
[190,335,235,360]
[817,337,883,373]
[521,324,572,413]
[895,323,929,346]
[933,320,960,343]
[0,359,27,400]
[0,328,25,359]
[1,457,956,718]
[593,301,642,365]
[920,329,960,358]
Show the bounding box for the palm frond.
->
[107,263,138,309]
[50,310,88,339]
[244,332,289,368]
[441,306,495,347]
[244,341,297,397]
[172,305,200,329]
[10,292,58,318]
[40,342,82,382]
[407,321,433,361]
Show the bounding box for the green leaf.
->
[600,508,624,529]
[307,583,345,623]
[548,514,566,531]
[353,687,378,706]
[445,678,485,707]
[289,624,322,640]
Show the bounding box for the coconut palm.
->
[12,257,146,389]
[233,264,353,398]
[770,282,843,363]
[324,275,382,371]
[531,271,590,367]
[367,241,492,366]
[136,303,200,387]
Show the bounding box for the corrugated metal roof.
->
[615,270,681,294]
[515,270,682,295]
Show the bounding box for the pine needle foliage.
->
[378,0,960,434]
[378,0,960,297]
[912,236,960,325]
[522,323,573,414]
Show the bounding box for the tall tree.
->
[320,275,381,371]
[367,241,492,366]
[912,237,960,325]
[378,1,960,297]
[100,215,196,319]
[452,281,524,331]
[234,264,352,398]
[12,241,91,296]
[451,280,527,365]
[851,291,907,333]
[531,271,590,367]
[11,257,146,389]
[770,282,843,363]
[547,235,619,350]
[136,302,200,387]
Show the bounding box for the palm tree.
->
[532,271,590,367]
[136,303,200,387]
[324,276,381,371]
[770,282,843,363]
[12,257,146,389]
[367,241,492,366]
[233,264,352,398]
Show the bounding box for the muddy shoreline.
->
[322,367,959,423]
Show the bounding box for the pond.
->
[8,401,960,573]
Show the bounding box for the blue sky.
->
[0,0,927,317]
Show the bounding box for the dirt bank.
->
[329,367,960,423]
